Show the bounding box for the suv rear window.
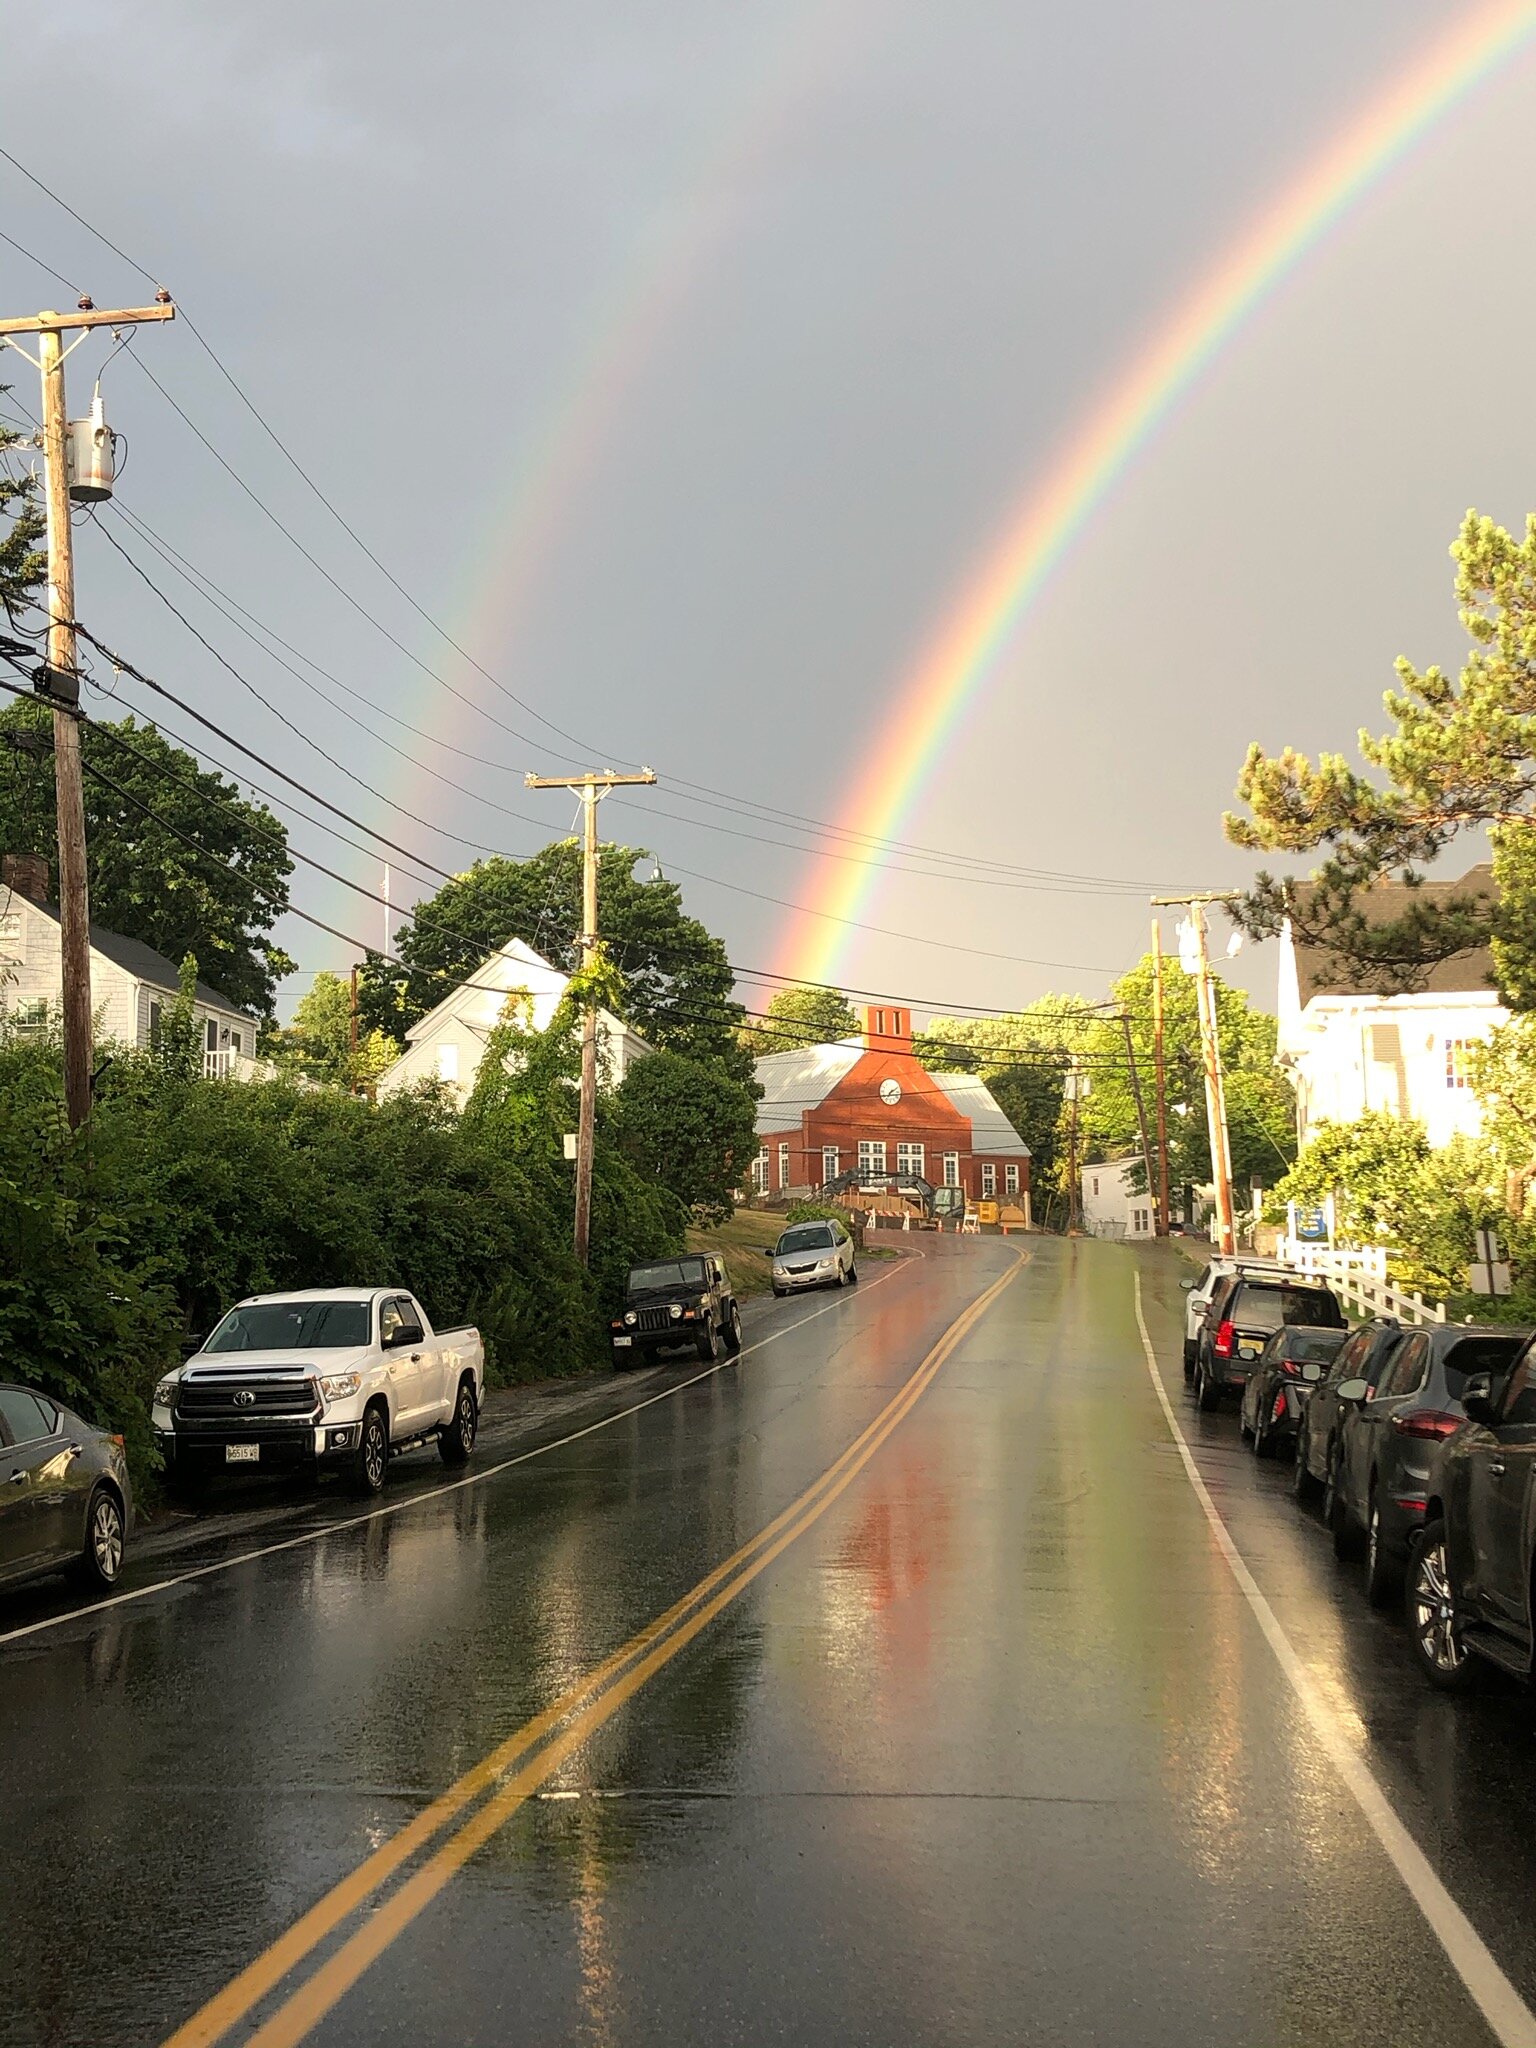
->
[1441,1334,1523,1398]
[1229,1282,1343,1332]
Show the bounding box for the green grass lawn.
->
[686,1208,785,1297]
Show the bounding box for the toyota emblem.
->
[233,1389,256,1407]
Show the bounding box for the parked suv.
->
[611,1255,742,1366]
[771,1219,857,1295]
[1180,1257,1290,1379]
[1329,1326,1525,1606]
[1407,1335,1536,1690]
[1193,1275,1345,1411]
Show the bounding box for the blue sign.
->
[1293,1206,1328,1243]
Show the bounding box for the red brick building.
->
[752,1005,1031,1210]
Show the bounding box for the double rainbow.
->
[781,0,1536,988]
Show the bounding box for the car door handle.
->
[7,1468,26,1484]
[1489,1461,1507,1477]
[410,1352,422,1363]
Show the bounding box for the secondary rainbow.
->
[783,0,1536,989]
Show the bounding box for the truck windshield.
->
[205,1300,372,1351]
[627,1260,707,1296]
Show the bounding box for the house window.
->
[148,998,163,1044]
[1445,1039,1473,1090]
[1091,1175,1099,1197]
[778,1143,790,1189]
[981,1163,996,1197]
[754,1147,769,1194]
[436,1043,459,1084]
[943,1152,960,1187]
[822,1146,839,1185]
[896,1140,924,1177]
[858,1139,886,1176]
[1005,1163,1020,1195]
[10,998,46,1035]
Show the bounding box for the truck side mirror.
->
[181,1332,206,1359]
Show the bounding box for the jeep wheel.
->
[352,1402,390,1496]
[722,1303,742,1354]
[438,1376,478,1466]
[696,1319,719,1364]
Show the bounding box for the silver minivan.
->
[771,1220,858,1295]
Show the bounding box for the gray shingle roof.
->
[1290,865,1497,1000]
[28,901,253,1019]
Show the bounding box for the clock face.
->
[879,1077,902,1106]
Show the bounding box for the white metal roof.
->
[931,1073,1031,1157]
[752,1041,862,1128]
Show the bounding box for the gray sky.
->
[4,0,1532,1024]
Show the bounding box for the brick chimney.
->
[863,1004,912,1053]
[1,853,49,904]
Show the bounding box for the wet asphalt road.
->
[7,1237,1536,2046]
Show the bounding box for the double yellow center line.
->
[166,1252,1025,2048]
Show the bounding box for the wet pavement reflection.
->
[4,1239,1536,2046]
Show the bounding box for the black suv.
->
[610,1254,743,1367]
[1194,1274,1345,1411]
[1407,1333,1536,1691]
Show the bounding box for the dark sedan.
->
[1239,1325,1347,1459]
[0,1383,133,1594]
[1330,1325,1527,1607]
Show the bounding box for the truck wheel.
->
[438,1376,478,1466]
[352,1402,389,1496]
[696,1320,719,1364]
[722,1304,742,1354]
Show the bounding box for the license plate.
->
[225,1443,260,1464]
[612,1336,632,1348]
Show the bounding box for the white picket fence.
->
[1278,1238,1446,1328]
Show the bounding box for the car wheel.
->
[722,1304,743,1355]
[834,1263,848,1288]
[73,1485,126,1591]
[352,1402,390,1496]
[1407,1520,1478,1691]
[438,1376,478,1466]
[1196,1359,1221,1412]
[1253,1406,1275,1460]
[847,1259,859,1284]
[1182,1337,1196,1383]
[1293,1425,1320,1504]
[696,1319,720,1363]
[1327,1453,1363,1561]
[772,1285,787,1298]
[1364,1492,1397,1608]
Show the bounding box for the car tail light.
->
[1390,1409,1461,1440]
[1277,1358,1304,1377]
[1272,1392,1288,1424]
[1213,1320,1235,1359]
[110,1433,125,1450]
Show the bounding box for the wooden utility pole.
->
[1151,921,1170,1236]
[1153,893,1237,1255]
[1064,1056,1082,1235]
[1,300,175,1127]
[525,768,657,1264]
[1120,1010,1157,1236]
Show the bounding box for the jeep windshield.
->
[626,1259,708,1301]
[204,1300,372,1352]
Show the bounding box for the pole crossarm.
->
[0,303,175,338]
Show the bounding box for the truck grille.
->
[176,1376,319,1420]
[636,1306,673,1334]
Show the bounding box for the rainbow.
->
[782,0,1536,988]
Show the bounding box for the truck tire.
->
[352,1401,389,1496]
[722,1303,743,1354]
[438,1376,478,1466]
[696,1319,719,1364]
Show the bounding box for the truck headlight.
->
[624,1310,638,1327]
[320,1371,363,1403]
[669,1303,683,1321]
[153,1377,179,1409]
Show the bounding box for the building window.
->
[896,1140,924,1177]
[1091,1174,1099,1197]
[754,1147,769,1194]
[778,1142,790,1189]
[436,1042,459,1084]
[981,1163,996,1198]
[943,1152,960,1187]
[1445,1039,1473,1090]
[1005,1163,1020,1195]
[10,997,46,1035]
[858,1139,886,1176]
[822,1146,839,1185]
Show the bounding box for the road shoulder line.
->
[1132,1267,1536,2048]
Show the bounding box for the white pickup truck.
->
[152,1288,485,1497]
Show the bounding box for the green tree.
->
[0,389,44,622]
[1227,510,1536,1003]
[917,998,1095,1202]
[0,701,295,1015]
[741,984,859,1054]
[616,1049,760,1214]
[271,971,400,1090]
[359,843,750,1080]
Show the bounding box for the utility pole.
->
[1064,1056,1082,1235]
[525,768,657,1264]
[1119,1010,1157,1237]
[1153,893,1237,1255]
[1151,921,1171,1236]
[0,299,175,1127]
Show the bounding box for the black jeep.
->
[610,1254,743,1367]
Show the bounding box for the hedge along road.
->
[8,1236,1536,2048]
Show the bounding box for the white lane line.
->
[1133,1269,1536,2048]
[0,1261,918,1651]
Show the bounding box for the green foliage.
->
[917,999,1090,1197]
[269,970,399,1091]
[0,700,295,1015]
[782,1201,852,1228]
[615,1048,760,1215]
[358,842,750,1081]
[742,984,859,1054]
[1227,509,1536,1003]
[0,392,44,621]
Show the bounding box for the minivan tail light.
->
[1390,1409,1461,1440]
[1213,1320,1235,1360]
